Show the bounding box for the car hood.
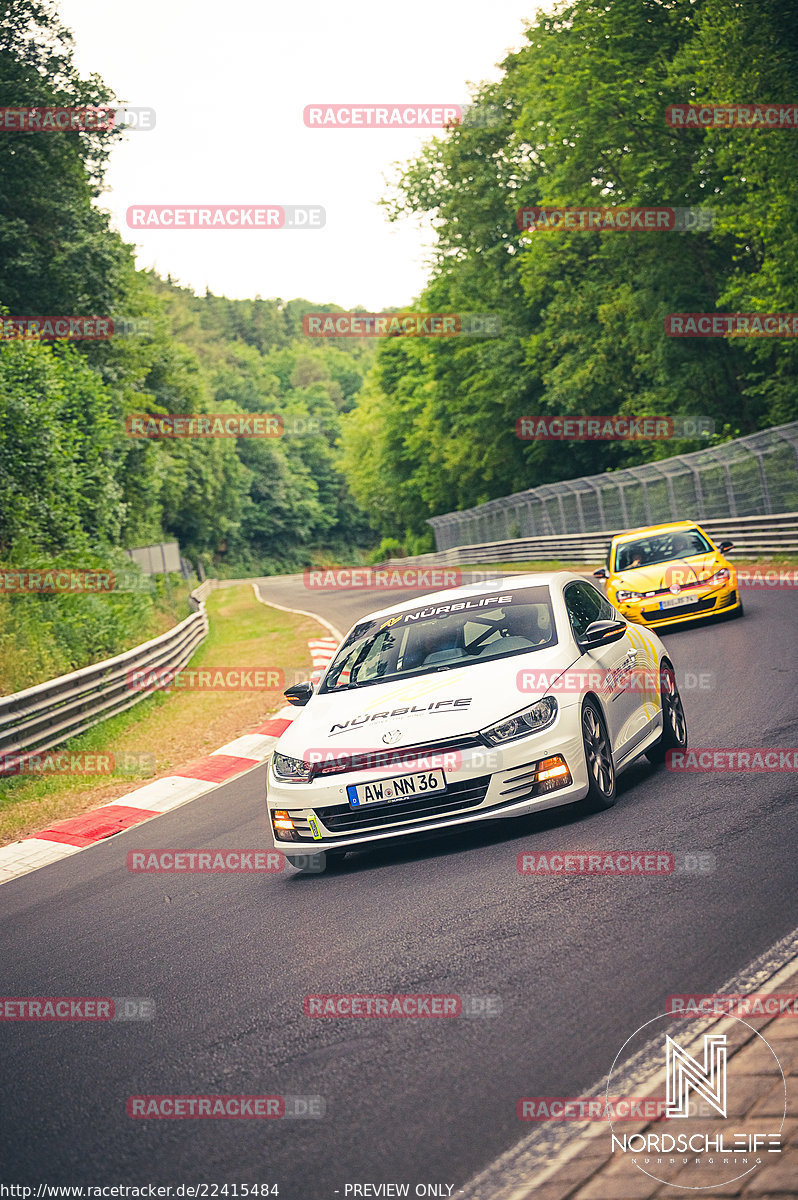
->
[612,553,723,593]
[275,647,576,758]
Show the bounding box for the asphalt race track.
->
[1,578,797,1197]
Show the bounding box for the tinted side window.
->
[565,581,613,638]
[593,584,616,622]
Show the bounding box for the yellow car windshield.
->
[614,529,713,572]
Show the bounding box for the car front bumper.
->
[266,720,590,854]
[615,586,741,629]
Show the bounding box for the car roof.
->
[356,570,586,626]
[612,521,701,544]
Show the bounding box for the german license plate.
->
[346,769,446,808]
[660,593,695,609]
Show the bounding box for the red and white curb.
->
[0,637,338,887]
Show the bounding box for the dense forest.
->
[2,0,798,589]
[341,0,798,537]
[0,0,379,582]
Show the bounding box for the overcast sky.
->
[57,0,541,309]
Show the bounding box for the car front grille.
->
[642,581,712,598]
[641,595,719,620]
[309,735,485,779]
[297,775,491,837]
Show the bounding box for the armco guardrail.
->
[0,580,212,775]
[383,513,798,568]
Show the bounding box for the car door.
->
[563,580,645,760]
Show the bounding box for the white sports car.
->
[266,573,687,867]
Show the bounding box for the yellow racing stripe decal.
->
[360,670,468,712]
[626,625,659,719]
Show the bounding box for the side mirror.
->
[719,540,734,553]
[580,619,627,649]
[284,681,314,707]
[593,567,608,578]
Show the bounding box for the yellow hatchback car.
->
[594,521,743,629]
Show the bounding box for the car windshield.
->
[320,587,557,693]
[614,528,713,572]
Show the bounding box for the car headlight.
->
[271,751,312,783]
[481,697,558,745]
[616,590,644,602]
[705,568,731,586]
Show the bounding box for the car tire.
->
[578,698,616,812]
[645,660,688,764]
